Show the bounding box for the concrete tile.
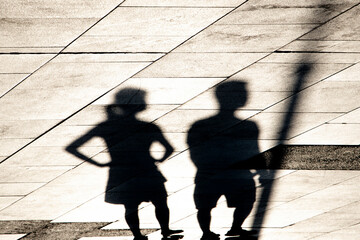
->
[309,232,360,240]
[0,197,22,211]
[47,161,109,187]
[0,74,28,95]
[53,194,125,222]
[101,220,132,230]
[340,176,360,186]
[325,63,360,82]
[0,60,148,121]
[16,62,151,90]
[257,231,322,240]
[162,133,188,152]
[59,105,110,126]
[164,178,193,194]
[135,53,267,78]
[99,202,161,229]
[174,24,316,53]
[169,214,201,229]
[31,126,107,147]
[265,170,359,201]
[65,35,187,53]
[122,0,246,7]
[217,0,355,24]
[0,18,98,47]
[0,183,45,196]
[167,186,197,221]
[210,203,237,228]
[0,139,33,157]
[93,77,225,105]
[63,104,177,126]
[249,112,341,140]
[178,90,290,110]
[0,88,109,120]
[53,53,164,63]
[265,81,360,113]
[333,221,360,233]
[0,235,26,240]
[282,212,360,232]
[158,151,197,179]
[273,170,360,186]
[125,78,224,104]
[0,0,121,18]
[301,182,360,201]
[85,7,231,36]
[330,108,360,124]
[274,197,355,214]
[154,109,259,133]
[265,187,311,202]
[287,123,360,145]
[2,146,103,166]
[0,120,60,138]
[259,52,360,64]
[0,165,72,183]
[136,105,179,123]
[0,47,63,53]
[280,40,360,53]
[0,54,54,73]
[229,63,350,91]
[252,208,324,228]
[0,167,108,220]
[301,5,360,40]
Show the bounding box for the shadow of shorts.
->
[194,178,255,209]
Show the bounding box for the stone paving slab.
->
[0,74,29,97]
[135,52,267,78]
[0,234,26,240]
[280,40,360,53]
[173,24,317,53]
[1,18,99,47]
[0,54,55,74]
[1,0,360,239]
[121,0,246,7]
[301,4,360,41]
[0,0,123,18]
[84,7,232,37]
[216,0,358,24]
[228,62,351,91]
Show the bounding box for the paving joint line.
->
[1,0,252,162]
[1,1,251,162]
[0,0,126,99]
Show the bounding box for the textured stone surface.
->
[1,1,360,239]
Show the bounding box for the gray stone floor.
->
[1,0,360,239]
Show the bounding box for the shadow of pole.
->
[249,0,339,231]
[250,63,311,230]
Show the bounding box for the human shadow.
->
[66,88,182,240]
[187,81,265,240]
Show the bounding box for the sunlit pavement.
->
[1,0,360,239]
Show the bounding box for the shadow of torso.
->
[96,118,166,205]
[188,114,261,207]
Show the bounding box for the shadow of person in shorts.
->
[187,81,265,240]
[66,88,182,240]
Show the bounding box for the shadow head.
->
[215,81,248,110]
[107,88,147,118]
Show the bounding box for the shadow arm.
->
[155,134,174,163]
[65,128,108,167]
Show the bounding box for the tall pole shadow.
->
[66,88,182,240]
[250,63,311,231]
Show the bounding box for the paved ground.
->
[1,0,360,239]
